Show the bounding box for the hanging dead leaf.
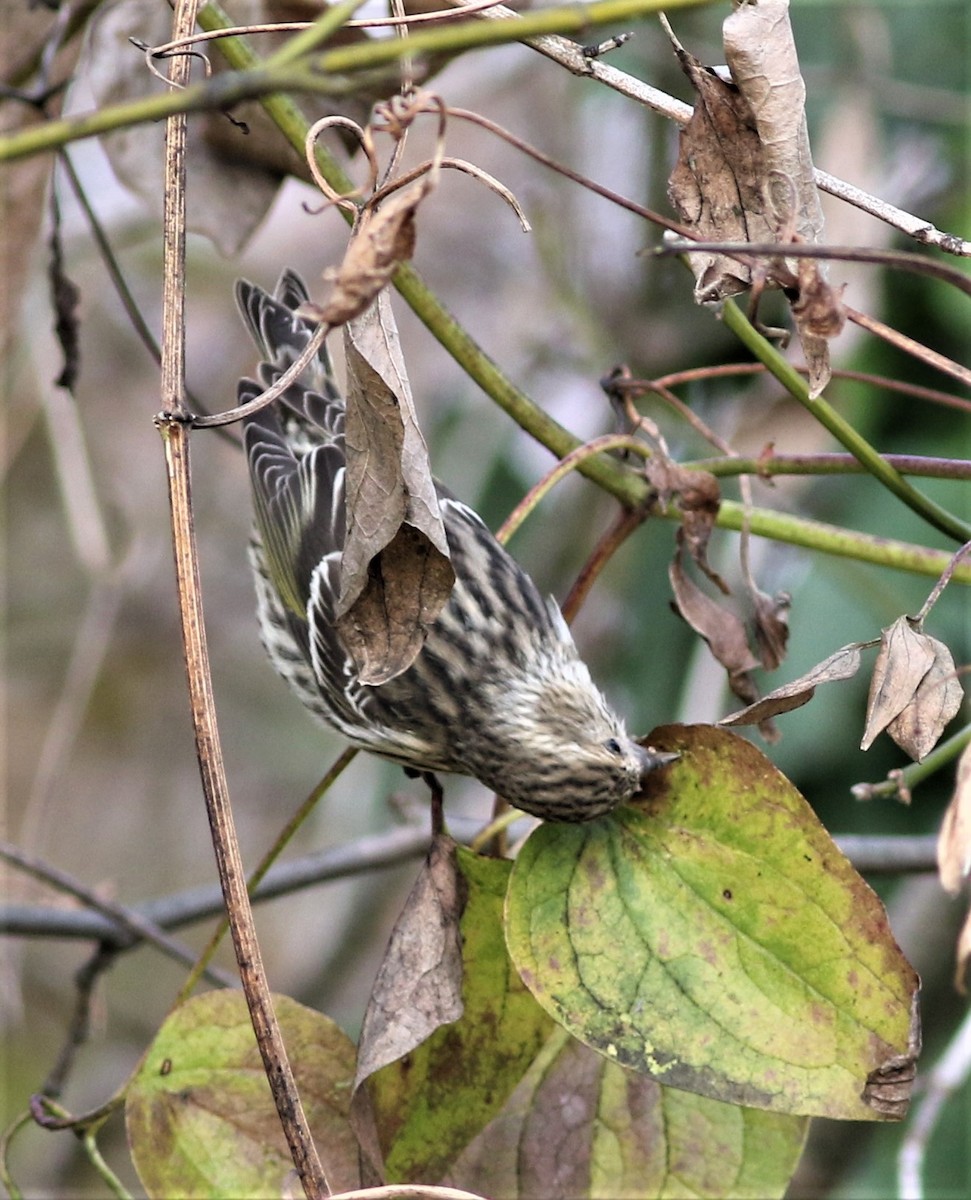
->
[860,618,936,752]
[722,0,825,248]
[789,254,846,398]
[354,835,464,1087]
[351,835,465,1176]
[336,289,453,684]
[751,586,791,671]
[669,545,762,711]
[300,180,427,330]
[885,636,963,761]
[648,461,724,589]
[720,643,863,728]
[666,35,772,303]
[938,742,971,896]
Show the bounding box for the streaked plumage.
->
[238,271,668,820]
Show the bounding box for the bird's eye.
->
[604,738,623,756]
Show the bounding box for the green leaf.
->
[443,1029,808,1199]
[126,991,358,1199]
[368,846,556,1182]
[505,724,920,1120]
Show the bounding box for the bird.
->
[237,270,672,821]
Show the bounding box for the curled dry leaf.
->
[886,636,963,762]
[722,0,825,248]
[669,544,761,708]
[720,643,863,729]
[723,0,835,392]
[647,459,723,588]
[790,255,846,398]
[938,742,971,896]
[859,618,963,762]
[351,835,465,1176]
[337,290,454,684]
[300,180,427,329]
[666,33,773,303]
[751,585,791,672]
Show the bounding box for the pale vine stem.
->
[153,0,332,1196]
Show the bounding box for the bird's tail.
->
[236,270,344,445]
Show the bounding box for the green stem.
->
[714,500,971,583]
[0,0,705,161]
[688,453,971,481]
[721,299,971,543]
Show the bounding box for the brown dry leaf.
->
[723,0,824,248]
[751,586,791,671]
[860,618,937,752]
[647,460,723,589]
[337,289,453,684]
[720,642,863,729]
[886,636,964,761]
[789,254,846,398]
[666,35,773,303]
[301,181,427,329]
[724,0,833,391]
[669,545,761,707]
[938,742,971,896]
[354,835,464,1085]
[351,835,464,1175]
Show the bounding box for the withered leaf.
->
[720,643,863,729]
[789,254,845,398]
[751,586,791,671]
[666,36,772,303]
[723,0,834,391]
[337,290,453,684]
[938,742,971,897]
[860,618,936,752]
[351,834,464,1178]
[669,546,761,707]
[723,0,825,248]
[648,462,723,589]
[886,636,963,761]
[861,994,921,1120]
[301,181,426,329]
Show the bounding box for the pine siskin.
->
[238,270,671,821]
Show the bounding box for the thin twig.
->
[852,724,971,803]
[560,506,649,624]
[687,453,971,482]
[0,840,234,985]
[0,823,435,943]
[157,1,328,1195]
[721,299,971,544]
[898,1005,971,1199]
[845,305,971,391]
[445,0,971,257]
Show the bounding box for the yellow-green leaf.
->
[443,1028,808,1199]
[368,847,555,1182]
[126,990,358,1199]
[505,724,919,1120]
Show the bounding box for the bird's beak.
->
[634,743,680,781]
